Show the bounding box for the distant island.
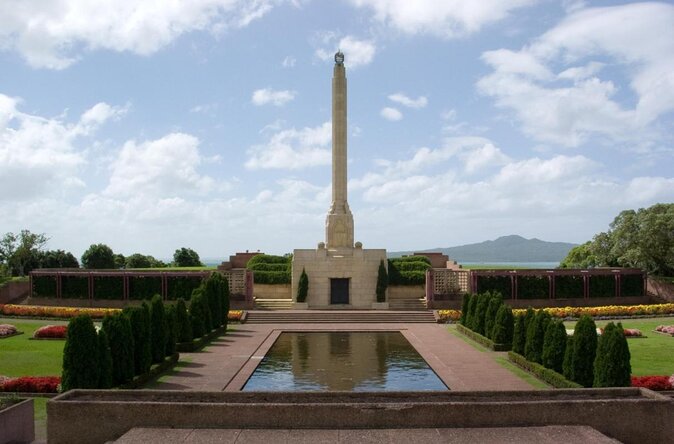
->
[389,235,577,263]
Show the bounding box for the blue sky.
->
[1,0,673,260]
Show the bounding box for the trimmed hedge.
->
[620,274,644,297]
[456,324,510,351]
[555,275,584,299]
[507,351,582,388]
[248,255,291,284]
[387,258,430,286]
[475,275,512,298]
[589,275,615,298]
[518,275,548,299]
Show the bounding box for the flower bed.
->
[0,376,61,393]
[33,325,67,339]
[631,375,674,391]
[0,304,120,319]
[0,324,18,337]
[512,303,674,319]
[228,310,244,322]
[435,310,461,323]
[655,325,674,336]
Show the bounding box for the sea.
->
[461,262,560,269]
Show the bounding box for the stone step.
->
[245,310,436,324]
[254,298,293,310]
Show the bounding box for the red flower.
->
[33,325,68,339]
[631,375,672,391]
[0,376,61,393]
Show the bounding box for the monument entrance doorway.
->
[330,278,349,304]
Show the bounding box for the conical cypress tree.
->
[491,304,514,346]
[204,273,223,328]
[175,298,193,343]
[297,268,309,303]
[484,294,503,340]
[474,293,491,335]
[376,261,388,303]
[523,307,535,332]
[459,294,471,325]
[102,313,135,386]
[150,294,167,363]
[62,315,100,391]
[465,294,477,329]
[571,315,598,387]
[563,336,575,381]
[525,310,551,364]
[165,304,177,357]
[190,288,206,338]
[97,329,113,389]
[123,306,151,375]
[542,320,567,373]
[593,322,631,387]
[512,314,526,354]
[221,275,230,331]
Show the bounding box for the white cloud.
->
[316,35,376,68]
[478,3,674,148]
[105,133,215,197]
[282,56,296,67]
[251,88,297,106]
[0,94,120,201]
[0,0,278,69]
[388,93,427,109]
[348,0,536,38]
[245,121,332,169]
[380,107,402,121]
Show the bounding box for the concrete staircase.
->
[388,297,427,310]
[254,298,293,310]
[245,310,436,324]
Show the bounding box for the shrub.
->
[387,258,429,285]
[376,260,388,303]
[518,275,549,299]
[464,294,477,329]
[61,315,100,391]
[555,275,584,299]
[512,315,526,355]
[102,313,135,386]
[203,273,223,328]
[541,320,567,374]
[248,254,291,284]
[589,275,615,298]
[189,289,207,338]
[473,293,490,336]
[97,329,113,389]
[297,268,308,303]
[491,304,514,346]
[571,315,598,387]
[593,322,631,387]
[562,336,575,381]
[475,275,511,298]
[123,305,151,375]
[524,310,551,364]
[150,295,167,363]
[620,274,644,297]
[33,325,67,338]
[175,298,193,343]
[459,294,471,325]
[484,293,503,340]
[508,352,582,389]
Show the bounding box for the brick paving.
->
[148,322,534,392]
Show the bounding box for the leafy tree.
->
[175,298,193,343]
[571,315,598,387]
[512,314,526,355]
[125,254,153,269]
[560,203,674,275]
[102,313,135,386]
[97,329,113,389]
[81,244,116,269]
[459,294,471,325]
[541,320,567,373]
[114,253,126,269]
[61,315,99,391]
[297,268,309,303]
[376,260,388,302]
[173,247,202,267]
[491,304,514,346]
[593,322,631,387]
[150,294,167,363]
[0,230,49,276]
[39,249,79,269]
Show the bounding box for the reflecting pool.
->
[242,331,447,391]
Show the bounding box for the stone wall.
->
[292,246,386,308]
[647,277,674,302]
[388,285,425,300]
[48,389,673,444]
[253,284,291,300]
[0,280,29,304]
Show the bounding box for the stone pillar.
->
[326,51,354,249]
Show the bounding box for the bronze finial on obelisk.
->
[326,51,354,249]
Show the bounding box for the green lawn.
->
[564,317,674,376]
[0,318,68,377]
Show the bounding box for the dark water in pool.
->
[242,332,448,391]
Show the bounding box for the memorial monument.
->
[291,51,387,309]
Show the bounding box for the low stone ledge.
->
[176,325,226,352]
[0,398,34,443]
[48,388,673,444]
[456,324,510,351]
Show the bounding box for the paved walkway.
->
[148,323,534,392]
[116,426,619,443]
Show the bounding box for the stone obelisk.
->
[326,51,354,249]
